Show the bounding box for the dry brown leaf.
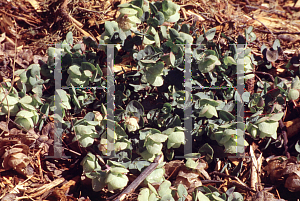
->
[164,160,184,179]
[285,174,300,192]
[284,118,300,138]
[0,33,5,43]
[196,162,211,180]
[28,178,65,198]
[42,122,55,139]
[21,49,33,63]
[252,190,285,201]
[0,121,9,132]
[264,156,300,192]
[25,0,41,12]
[1,144,32,176]
[21,128,39,145]
[174,166,202,193]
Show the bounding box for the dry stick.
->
[254,29,300,35]
[279,120,290,158]
[210,171,256,193]
[111,154,164,201]
[201,180,225,184]
[245,5,286,16]
[251,15,290,60]
[251,15,276,39]
[76,7,114,17]
[60,0,92,37]
[9,118,29,133]
[86,147,106,167]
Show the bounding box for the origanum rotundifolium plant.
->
[49,0,287,196]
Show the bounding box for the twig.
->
[0,175,34,200]
[244,0,250,5]
[254,71,274,82]
[60,0,92,37]
[111,154,164,201]
[279,119,290,158]
[244,5,285,16]
[86,147,106,167]
[210,171,256,193]
[254,29,300,35]
[251,15,275,39]
[76,7,114,17]
[9,118,29,133]
[230,180,256,193]
[201,180,225,184]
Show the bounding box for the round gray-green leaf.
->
[186,158,198,169]
[19,95,32,104]
[199,104,218,118]
[149,134,168,143]
[146,140,163,155]
[199,99,220,107]
[219,110,235,121]
[177,183,188,198]
[179,32,193,44]
[258,121,278,139]
[149,193,159,201]
[106,173,128,191]
[161,194,175,201]
[146,168,164,184]
[167,131,185,149]
[0,94,18,106]
[288,89,299,100]
[29,64,41,77]
[158,180,172,197]
[110,167,129,174]
[119,8,138,15]
[205,28,216,41]
[169,28,179,41]
[268,112,284,122]
[15,117,34,130]
[155,11,165,25]
[198,55,221,73]
[138,188,150,201]
[76,125,96,135]
[16,110,34,118]
[68,65,82,76]
[162,0,178,16]
[196,191,210,201]
[77,136,95,147]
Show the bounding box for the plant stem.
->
[110,154,164,201]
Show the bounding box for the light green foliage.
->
[15,64,45,97]
[288,76,300,100]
